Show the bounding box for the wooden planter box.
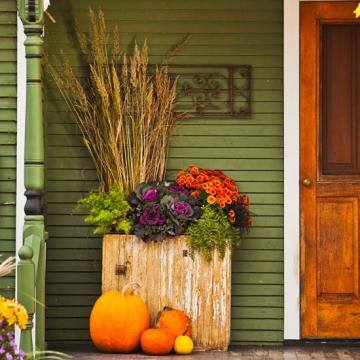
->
[102,234,231,350]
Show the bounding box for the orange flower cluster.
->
[176,165,240,208]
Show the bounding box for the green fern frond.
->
[186,205,241,261]
[77,187,132,235]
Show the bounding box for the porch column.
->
[17,0,46,352]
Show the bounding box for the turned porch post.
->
[17,0,46,353]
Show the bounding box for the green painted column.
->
[17,0,46,353]
[17,245,35,357]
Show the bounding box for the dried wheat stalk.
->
[46,8,190,194]
[0,256,16,277]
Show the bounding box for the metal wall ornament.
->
[170,64,252,118]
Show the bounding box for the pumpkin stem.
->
[154,310,162,328]
[121,282,141,295]
[163,306,173,311]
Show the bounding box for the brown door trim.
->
[300,1,359,338]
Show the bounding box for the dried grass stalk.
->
[46,8,189,194]
[0,256,16,277]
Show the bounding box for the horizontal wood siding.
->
[0,0,16,298]
[44,0,283,346]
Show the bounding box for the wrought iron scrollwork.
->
[170,64,252,118]
[182,73,222,115]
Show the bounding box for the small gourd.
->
[90,283,149,353]
[159,306,192,337]
[174,334,194,355]
[141,328,175,355]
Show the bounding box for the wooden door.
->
[300,2,360,338]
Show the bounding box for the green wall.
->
[44,0,284,346]
[0,0,17,298]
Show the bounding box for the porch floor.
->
[69,346,360,359]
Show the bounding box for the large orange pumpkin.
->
[141,328,175,355]
[90,283,149,353]
[159,306,192,337]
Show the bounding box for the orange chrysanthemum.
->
[207,195,217,205]
[176,165,242,207]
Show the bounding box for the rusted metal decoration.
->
[170,64,252,118]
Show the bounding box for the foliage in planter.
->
[0,257,71,359]
[186,205,241,261]
[127,182,202,241]
[176,165,252,230]
[175,165,253,260]
[0,296,27,359]
[77,187,132,235]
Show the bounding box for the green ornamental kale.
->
[77,187,132,235]
[186,204,241,262]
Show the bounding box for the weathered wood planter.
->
[102,234,231,350]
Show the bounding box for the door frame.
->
[284,0,359,340]
[299,1,359,338]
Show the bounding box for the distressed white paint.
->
[102,235,231,350]
[284,0,300,340]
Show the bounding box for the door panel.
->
[317,197,358,298]
[322,25,360,175]
[300,2,360,338]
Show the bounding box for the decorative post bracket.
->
[17,0,46,354]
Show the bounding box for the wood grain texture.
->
[300,1,360,338]
[0,0,16,298]
[317,197,358,297]
[69,346,360,359]
[322,24,360,175]
[102,235,231,351]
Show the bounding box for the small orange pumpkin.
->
[90,283,149,353]
[159,306,192,337]
[141,328,175,355]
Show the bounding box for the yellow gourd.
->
[174,334,194,355]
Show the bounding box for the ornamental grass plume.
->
[46,7,190,194]
[0,256,15,278]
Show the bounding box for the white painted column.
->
[283,0,300,340]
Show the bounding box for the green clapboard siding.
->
[44,0,283,346]
[0,0,17,299]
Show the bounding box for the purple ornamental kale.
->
[168,200,194,217]
[139,205,166,226]
[165,183,190,196]
[141,188,159,202]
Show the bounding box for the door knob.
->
[302,178,312,187]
